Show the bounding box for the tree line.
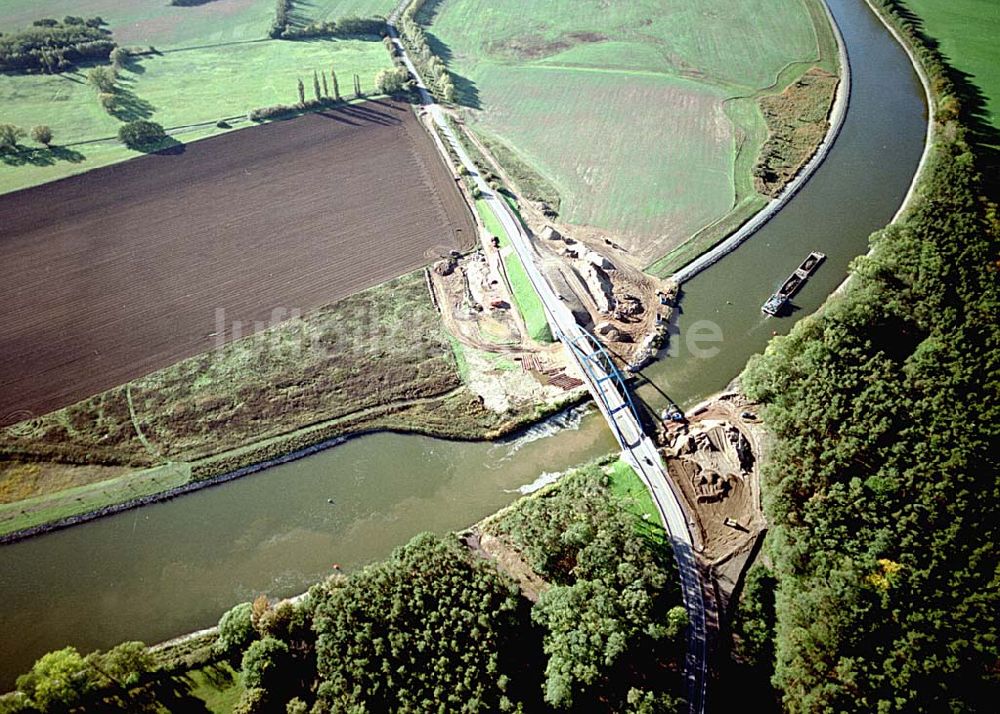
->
[247,61,412,123]
[0,17,115,73]
[733,0,1000,709]
[398,0,457,103]
[268,0,386,41]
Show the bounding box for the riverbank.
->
[0,267,589,543]
[0,386,587,544]
[667,0,852,284]
[2,453,684,711]
[828,0,936,298]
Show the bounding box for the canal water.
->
[0,0,928,688]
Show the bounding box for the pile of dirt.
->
[431,251,524,351]
[535,223,675,368]
[661,397,764,563]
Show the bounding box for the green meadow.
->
[0,1,394,194]
[427,0,838,268]
[902,0,1000,128]
[0,0,396,49]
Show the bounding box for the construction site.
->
[657,392,768,615]
[423,104,678,402]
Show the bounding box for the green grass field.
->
[0,38,391,194]
[185,662,246,713]
[0,0,395,49]
[428,0,837,268]
[0,1,395,194]
[901,0,1000,129]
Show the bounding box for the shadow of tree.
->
[147,135,186,155]
[197,661,237,689]
[121,53,147,75]
[314,98,406,126]
[424,30,481,110]
[288,0,317,29]
[890,2,1000,198]
[142,674,213,713]
[0,144,86,167]
[110,78,156,122]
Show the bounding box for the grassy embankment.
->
[646,0,843,275]
[0,272,566,539]
[474,197,554,343]
[0,0,395,194]
[426,0,839,272]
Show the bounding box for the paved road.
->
[388,7,707,711]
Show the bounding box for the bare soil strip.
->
[0,99,474,419]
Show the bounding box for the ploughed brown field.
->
[0,99,474,420]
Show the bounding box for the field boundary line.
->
[668,0,851,284]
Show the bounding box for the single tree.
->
[331,66,340,100]
[250,594,271,634]
[87,66,117,93]
[241,636,291,691]
[109,47,128,69]
[353,73,362,98]
[30,125,54,146]
[322,71,329,97]
[313,70,322,102]
[0,124,26,150]
[16,647,98,712]
[99,92,116,113]
[297,77,305,106]
[441,79,457,103]
[118,120,166,149]
[96,641,154,689]
[215,602,256,657]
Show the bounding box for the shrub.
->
[375,67,411,96]
[233,687,268,714]
[0,124,26,150]
[241,636,291,691]
[214,602,256,657]
[248,104,296,122]
[118,120,166,148]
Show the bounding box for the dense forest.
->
[0,463,688,713]
[735,1,1000,711]
[0,18,115,73]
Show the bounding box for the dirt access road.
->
[0,99,474,420]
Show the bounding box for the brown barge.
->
[762,251,826,316]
